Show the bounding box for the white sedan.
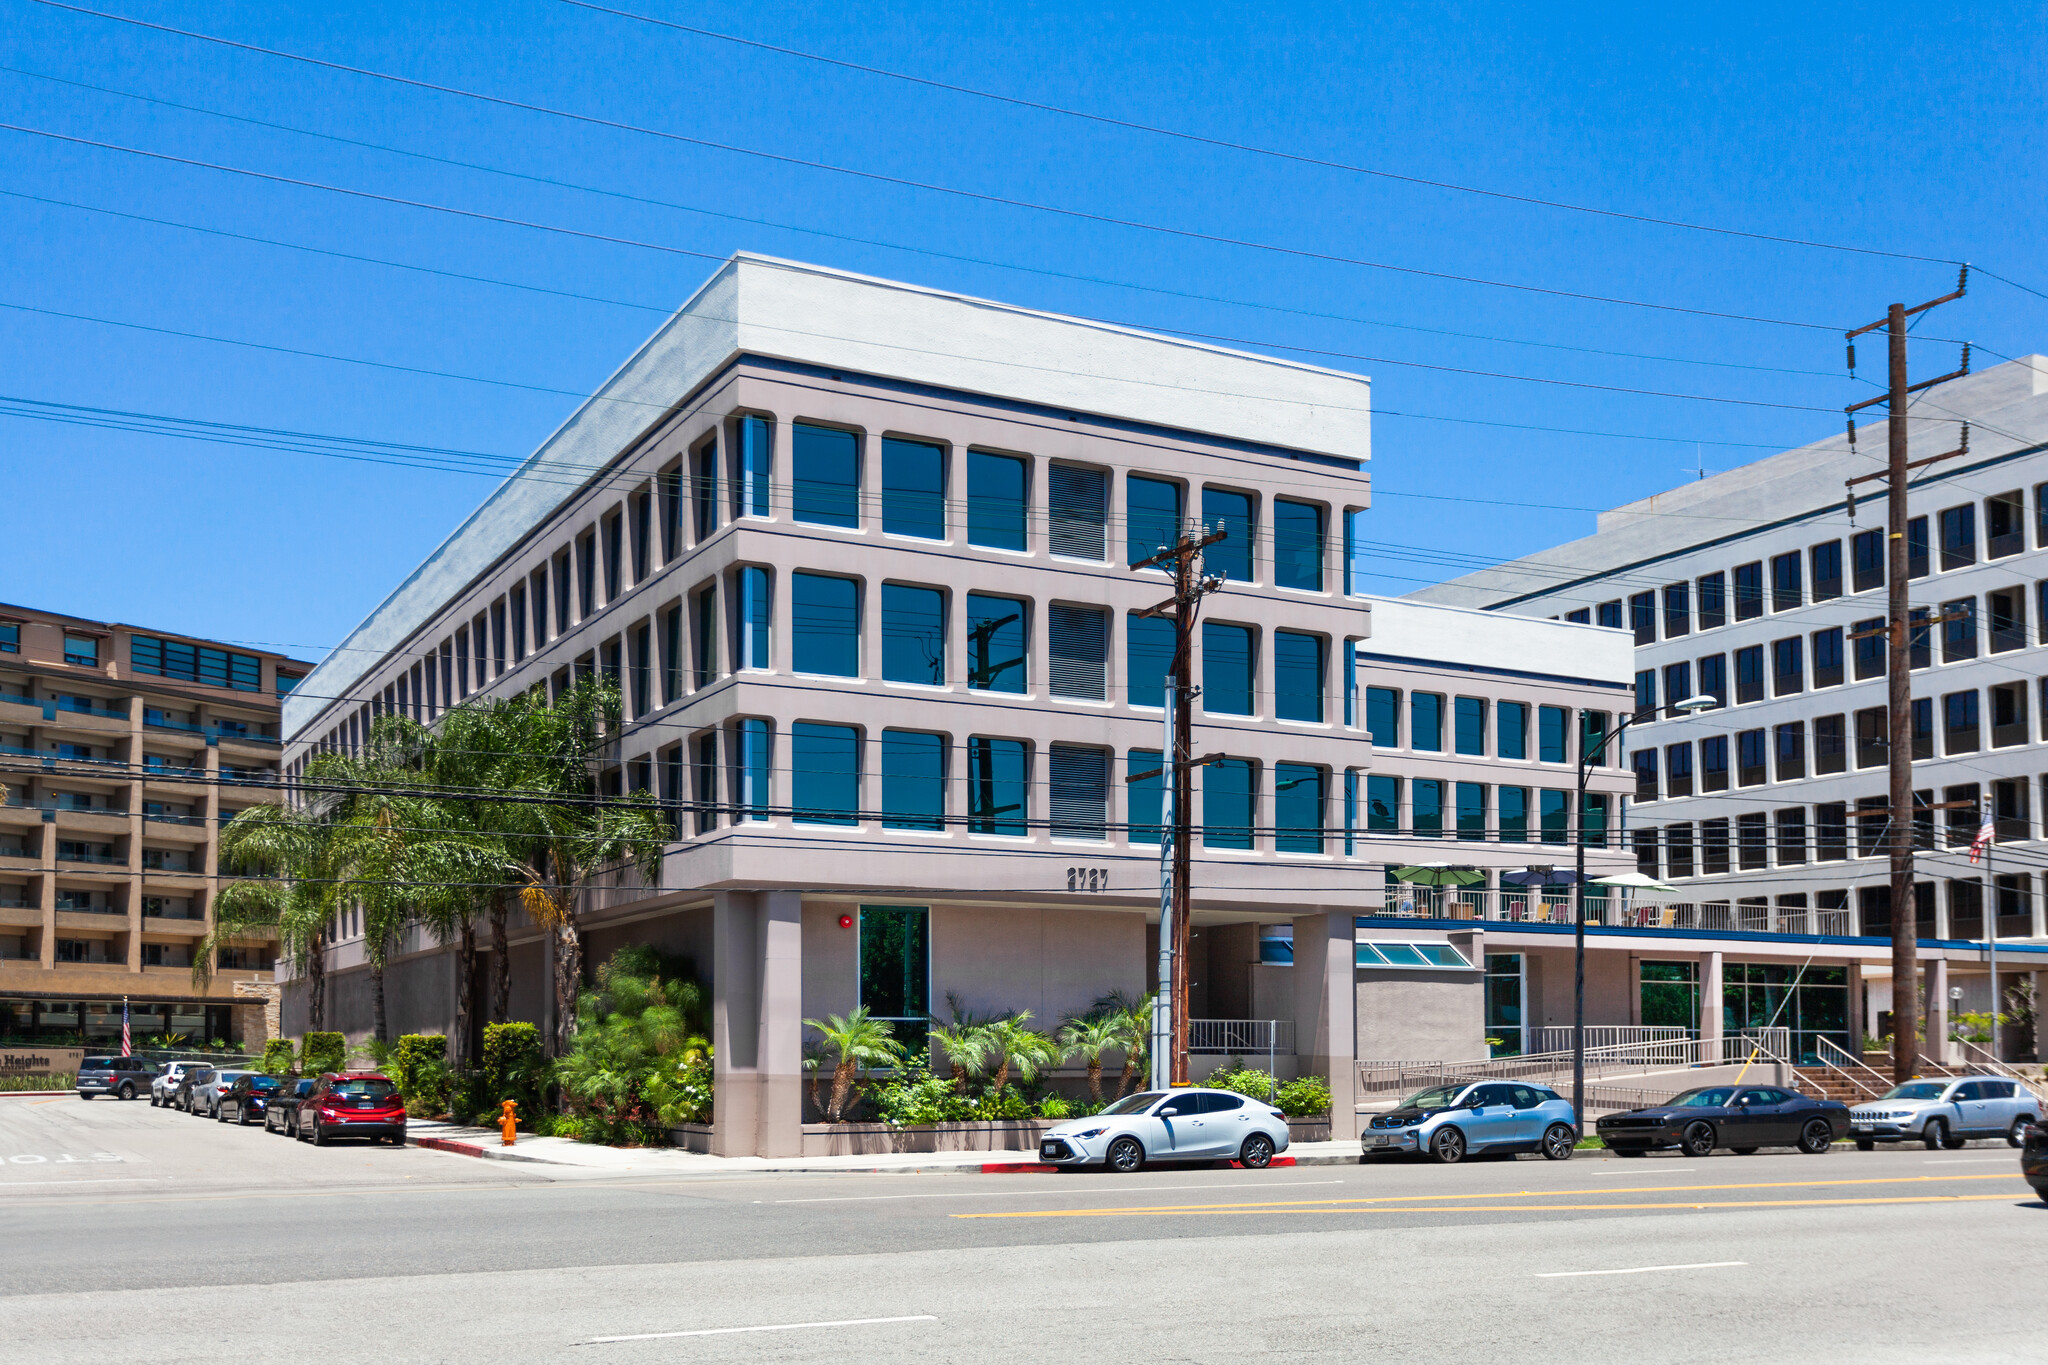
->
[1039,1088,1292,1171]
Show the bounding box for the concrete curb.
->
[406,1133,551,1164]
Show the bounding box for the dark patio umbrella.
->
[1499,868,1578,888]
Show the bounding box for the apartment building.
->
[0,602,310,1047]
[1414,355,2048,1063]
[281,255,1632,1153]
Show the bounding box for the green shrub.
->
[873,1060,976,1125]
[260,1038,296,1076]
[1202,1065,1278,1103]
[0,1073,73,1091]
[1036,1093,1072,1120]
[391,1034,450,1116]
[553,945,710,1145]
[1275,1075,1333,1117]
[974,1085,1032,1120]
[644,1049,714,1127]
[481,1022,548,1127]
[300,1031,347,1076]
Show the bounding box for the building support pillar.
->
[1293,911,1357,1141]
[711,891,804,1157]
[1927,956,1950,1067]
[1700,951,1724,1052]
[1846,961,1865,1054]
[2034,971,2048,1065]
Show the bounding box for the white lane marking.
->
[1537,1261,1747,1279]
[777,1178,1344,1203]
[1924,1158,2011,1165]
[0,1177,168,1187]
[1589,1167,1696,1174]
[583,1315,937,1344]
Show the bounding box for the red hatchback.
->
[296,1072,407,1147]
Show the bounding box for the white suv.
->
[1849,1076,2040,1150]
[150,1061,206,1107]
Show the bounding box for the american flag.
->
[1970,812,1996,864]
[121,997,131,1056]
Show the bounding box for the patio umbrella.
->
[1499,868,1578,888]
[1390,863,1487,887]
[1592,872,1678,895]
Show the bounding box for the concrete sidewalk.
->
[405,1120,1365,1174]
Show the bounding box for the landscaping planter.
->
[669,1123,714,1154]
[799,1120,1058,1156]
[1286,1117,1331,1143]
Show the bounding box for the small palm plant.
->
[926,1019,993,1090]
[804,1007,906,1122]
[1095,991,1155,1098]
[1057,1013,1124,1105]
[983,1011,1066,1092]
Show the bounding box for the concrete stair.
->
[1795,1067,1878,1104]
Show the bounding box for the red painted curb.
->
[416,1136,486,1158]
[978,1155,1298,1173]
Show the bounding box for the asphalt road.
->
[5,1093,2045,1363]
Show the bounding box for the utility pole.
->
[1844,269,1968,1085]
[1130,523,1226,1089]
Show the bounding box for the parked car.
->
[186,1069,252,1120]
[265,1078,317,1136]
[1038,1087,1292,1171]
[219,1073,286,1125]
[1847,1076,2041,1150]
[296,1073,407,1147]
[1598,1084,1847,1156]
[2022,1121,2048,1199]
[172,1067,214,1113]
[151,1061,208,1107]
[76,1055,153,1101]
[1364,1080,1580,1164]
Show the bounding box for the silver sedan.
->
[1038,1088,1293,1171]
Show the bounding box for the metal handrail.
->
[1357,1030,1791,1096]
[1187,1019,1295,1054]
[1813,1037,1889,1099]
[1954,1041,2048,1102]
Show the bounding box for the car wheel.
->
[1731,1146,1759,1156]
[1855,1139,1874,1152]
[1239,1133,1276,1169]
[311,1119,328,1147]
[1430,1126,1467,1164]
[78,1092,92,1101]
[1922,1118,1948,1150]
[1797,1119,1834,1155]
[2008,1117,2034,1149]
[1679,1121,1716,1158]
[1610,1145,1647,1157]
[216,1104,229,1123]
[1541,1123,1577,1161]
[117,1082,135,1101]
[1105,1136,1144,1173]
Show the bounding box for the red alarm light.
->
[838,914,854,929]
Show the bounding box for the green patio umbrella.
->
[1391,863,1487,887]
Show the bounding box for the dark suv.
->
[77,1055,153,1100]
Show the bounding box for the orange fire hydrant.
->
[499,1099,518,1147]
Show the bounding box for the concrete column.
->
[1700,951,1724,1049]
[2033,876,2047,941]
[1292,911,1357,1140]
[756,891,803,1158]
[711,890,761,1157]
[1846,961,1865,1052]
[2034,971,2048,1065]
[1926,956,1952,1066]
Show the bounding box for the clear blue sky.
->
[3,0,2043,666]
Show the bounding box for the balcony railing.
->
[1368,887,1855,937]
[54,697,126,720]
[1531,1025,1691,1053]
[57,851,125,866]
[144,811,206,826]
[55,901,122,915]
[1188,1019,1296,1055]
[144,714,204,734]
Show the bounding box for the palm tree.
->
[1093,990,1156,1098]
[803,1007,906,1122]
[982,1011,1065,1092]
[926,1021,992,1090]
[201,802,341,1025]
[1057,1013,1124,1105]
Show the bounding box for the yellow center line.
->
[959,1193,2025,1220]
[952,1172,2028,1220]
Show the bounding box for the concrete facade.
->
[279,256,1635,1149]
[0,602,312,1049]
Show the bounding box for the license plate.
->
[1371,1136,1393,1146]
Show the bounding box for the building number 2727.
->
[1066,867,1110,892]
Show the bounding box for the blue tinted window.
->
[1499,786,1528,842]
[965,593,1027,693]
[740,567,770,670]
[880,729,945,831]
[738,718,770,821]
[967,737,1028,835]
[739,416,772,517]
[1498,702,1528,760]
[1539,789,1570,844]
[1275,763,1323,853]
[1412,779,1443,837]
[882,438,946,540]
[1201,487,1255,583]
[1366,686,1400,747]
[1127,748,1163,845]
[1455,696,1486,755]
[1344,509,1367,595]
[1367,774,1399,831]
[1456,782,1486,841]
[791,573,858,677]
[791,722,859,825]
[1202,623,1254,715]
[1202,758,1254,850]
[881,585,945,686]
[967,451,1027,551]
[1538,705,1568,762]
[1273,499,1325,591]
[1127,476,1182,568]
[1412,693,1444,752]
[1128,614,1176,709]
[1274,631,1324,722]
[792,424,859,528]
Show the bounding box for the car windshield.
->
[1401,1084,1469,1111]
[1670,1088,1736,1108]
[82,1057,121,1069]
[247,1076,282,1092]
[1099,1092,1165,1116]
[1880,1082,1948,1101]
[330,1078,398,1099]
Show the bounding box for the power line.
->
[24,1,1867,332]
